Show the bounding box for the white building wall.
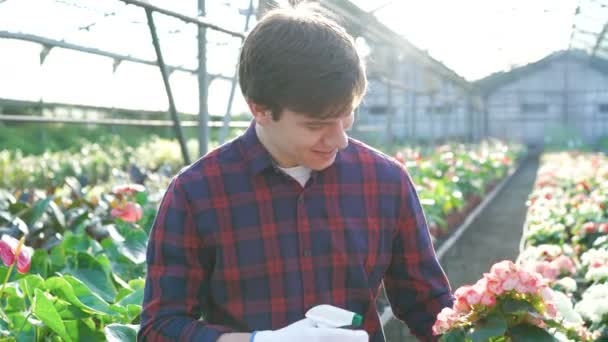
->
[487,58,608,145]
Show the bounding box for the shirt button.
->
[303,250,312,257]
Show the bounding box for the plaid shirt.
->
[139,122,453,342]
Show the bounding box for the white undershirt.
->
[278,165,312,187]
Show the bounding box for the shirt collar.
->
[239,120,275,176]
[238,119,347,177]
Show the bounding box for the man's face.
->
[257,108,354,171]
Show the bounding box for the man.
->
[139,3,453,342]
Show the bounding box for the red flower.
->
[111,202,143,223]
[0,235,33,274]
[394,152,405,164]
[112,184,146,196]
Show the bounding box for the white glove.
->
[252,318,368,342]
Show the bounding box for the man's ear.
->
[247,99,273,126]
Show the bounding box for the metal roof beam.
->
[118,0,245,39]
[0,31,232,81]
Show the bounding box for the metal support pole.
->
[467,95,474,142]
[198,0,209,157]
[145,8,191,165]
[385,53,395,145]
[482,95,489,139]
[219,0,255,144]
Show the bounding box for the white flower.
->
[552,290,583,325]
[580,248,608,267]
[585,265,608,283]
[554,277,577,293]
[574,283,608,323]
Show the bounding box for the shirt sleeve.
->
[383,169,455,341]
[138,176,234,341]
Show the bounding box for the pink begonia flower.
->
[393,152,405,164]
[540,287,554,302]
[112,183,146,196]
[545,302,558,318]
[551,255,575,274]
[111,202,143,223]
[453,297,469,313]
[0,235,33,274]
[531,262,559,281]
[490,260,516,280]
[464,287,481,306]
[501,275,519,291]
[432,307,456,335]
[582,222,596,234]
[590,260,605,268]
[479,291,496,306]
[525,315,547,329]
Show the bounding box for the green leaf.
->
[502,297,538,315]
[47,201,66,231]
[33,288,72,342]
[8,202,28,216]
[104,323,139,342]
[68,210,90,231]
[29,249,50,278]
[117,287,143,307]
[135,191,148,206]
[18,274,46,303]
[440,328,467,342]
[58,305,89,320]
[8,312,35,341]
[126,304,141,320]
[67,252,117,302]
[467,314,507,342]
[29,197,53,227]
[49,243,67,271]
[4,292,25,313]
[64,318,105,341]
[128,278,145,291]
[45,275,113,316]
[509,323,557,342]
[116,229,148,264]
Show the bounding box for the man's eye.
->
[307,125,324,130]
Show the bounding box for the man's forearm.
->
[217,332,252,342]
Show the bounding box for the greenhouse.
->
[1,0,607,341]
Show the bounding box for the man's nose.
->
[324,122,349,150]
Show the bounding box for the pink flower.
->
[525,315,547,329]
[501,274,519,291]
[111,202,143,223]
[544,302,557,318]
[582,222,596,234]
[486,278,505,295]
[551,255,575,274]
[479,291,496,306]
[453,297,470,313]
[464,287,481,306]
[531,262,559,281]
[540,287,554,302]
[490,260,516,280]
[393,152,405,164]
[432,307,456,335]
[112,183,146,196]
[0,235,33,274]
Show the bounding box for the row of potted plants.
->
[433,152,607,341]
[0,139,524,340]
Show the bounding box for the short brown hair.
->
[238,2,367,120]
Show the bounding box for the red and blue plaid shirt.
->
[139,122,453,342]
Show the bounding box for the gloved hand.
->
[252,318,368,342]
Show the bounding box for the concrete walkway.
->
[383,153,540,341]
